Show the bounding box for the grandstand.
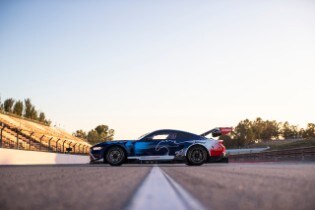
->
[0,113,91,154]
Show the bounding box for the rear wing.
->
[200,127,233,137]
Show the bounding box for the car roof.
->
[151,129,204,138]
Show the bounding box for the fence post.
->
[68,142,72,153]
[16,128,19,149]
[73,143,77,154]
[48,137,53,150]
[62,140,67,153]
[39,135,45,151]
[0,124,5,148]
[29,132,34,150]
[55,138,61,152]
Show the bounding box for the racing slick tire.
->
[105,146,126,166]
[186,145,208,166]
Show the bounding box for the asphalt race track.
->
[1,162,315,210]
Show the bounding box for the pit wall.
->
[0,148,90,165]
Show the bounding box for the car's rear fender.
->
[184,143,211,158]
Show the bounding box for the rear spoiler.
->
[200,127,233,137]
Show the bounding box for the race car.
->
[89,127,232,166]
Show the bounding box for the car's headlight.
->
[92,146,103,151]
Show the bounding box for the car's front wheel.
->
[105,146,126,166]
[186,145,208,166]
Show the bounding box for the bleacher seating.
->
[0,113,91,154]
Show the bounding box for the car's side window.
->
[148,133,177,140]
[152,134,169,140]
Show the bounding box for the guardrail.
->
[229,146,315,162]
[227,147,270,155]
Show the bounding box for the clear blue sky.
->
[1,0,314,139]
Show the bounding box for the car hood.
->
[92,140,134,147]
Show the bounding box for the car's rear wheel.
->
[105,146,126,166]
[186,145,208,166]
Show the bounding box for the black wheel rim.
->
[107,148,124,164]
[189,147,206,164]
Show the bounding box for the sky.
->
[0,0,315,139]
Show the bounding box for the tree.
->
[299,128,306,138]
[39,112,46,122]
[29,106,38,120]
[24,98,33,118]
[87,130,100,144]
[95,125,109,135]
[219,134,236,148]
[85,125,114,144]
[233,117,284,147]
[37,112,51,125]
[304,123,315,138]
[107,129,115,140]
[233,119,255,146]
[282,121,299,139]
[13,100,24,116]
[4,98,15,113]
[44,120,52,126]
[2,97,50,125]
[0,96,3,111]
[260,120,280,140]
[73,130,87,140]
[251,117,264,141]
[218,117,315,148]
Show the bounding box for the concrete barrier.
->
[0,148,90,165]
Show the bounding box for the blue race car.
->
[89,127,232,166]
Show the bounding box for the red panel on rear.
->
[210,141,226,156]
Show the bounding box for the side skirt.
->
[128,156,175,161]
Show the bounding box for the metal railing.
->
[229,146,315,161]
[0,122,90,155]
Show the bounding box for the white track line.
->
[125,166,206,210]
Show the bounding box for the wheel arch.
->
[185,144,210,158]
[103,144,128,161]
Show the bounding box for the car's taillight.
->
[219,140,226,153]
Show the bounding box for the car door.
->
[133,138,158,156]
[134,132,176,156]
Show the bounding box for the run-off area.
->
[0,163,315,210]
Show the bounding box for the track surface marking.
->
[1,162,315,210]
[125,166,206,210]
